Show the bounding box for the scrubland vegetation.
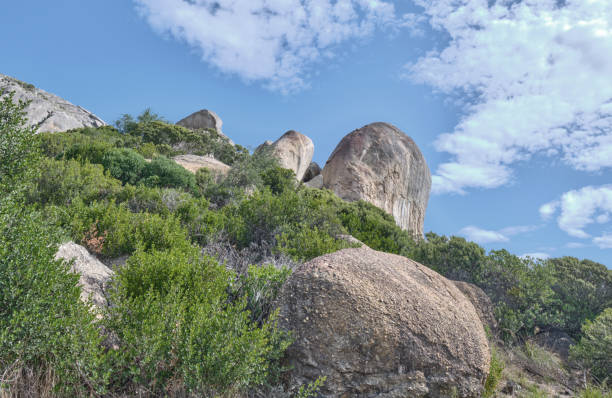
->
[1,94,610,396]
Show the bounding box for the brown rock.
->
[304,174,323,189]
[322,122,431,237]
[256,130,314,181]
[278,248,490,398]
[172,154,230,180]
[452,281,498,335]
[55,242,114,309]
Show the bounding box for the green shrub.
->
[577,385,612,398]
[570,308,612,382]
[260,165,297,195]
[104,246,291,395]
[102,148,147,185]
[69,201,190,257]
[0,92,38,191]
[483,345,504,397]
[143,155,197,191]
[547,257,612,337]
[275,225,355,261]
[0,202,107,396]
[231,264,292,325]
[29,158,123,206]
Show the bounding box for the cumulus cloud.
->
[459,224,537,244]
[541,184,612,247]
[134,0,405,93]
[407,0,612,194]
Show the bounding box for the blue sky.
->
[2,0,612,266]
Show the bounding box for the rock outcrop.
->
[172,154,230,180]
[453,281,498,334]
[255,130,314,181]
[302,161,321,182]
[176,109,234,145]
[0,73,106,133]
[322,122,431,236]
[278,247,490,398]
[55,242,114,309]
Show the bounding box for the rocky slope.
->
[0,73,106,133]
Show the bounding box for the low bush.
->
[0,201,107,396]
[483,345,504,398]
[29,157,123,207]
[101,148,147,185]
[570,308,612,383]
[104,246,291,396]
[69,201,190,257]
[142,155,197,192]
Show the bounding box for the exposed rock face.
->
[453,281,498,334]
[322,122,431,236]
[0,73,106,133]
[176,109,234,145]
[55,242,114,309]
[256,130,314,181]
[304,174,323,189]
[172,154,230,180]
[278,247,490,398]
[302,161,321,182]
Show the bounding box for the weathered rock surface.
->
[256,130,314,181]
[322,122,431,236]
[172,154,230,179]
[453,280,498,334]
[176,109,234,145]
[302,161,321,182]
[278,247,490,398]
[0,73,106,133]
[55,242,114,309]
[304,174,323,189]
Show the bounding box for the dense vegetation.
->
[1,96,610,396]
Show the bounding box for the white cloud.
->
[520,252,550,260]
[539,201,559,221]
[566,242,586,249]
[541,184,612,247]
[134,0,402,93]
[593,234,612,249]
[407,0,612,194]
[459,224,536,244]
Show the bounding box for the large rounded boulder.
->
[322,122,431,236]
[256,130,314,181]
[278,247,490,398]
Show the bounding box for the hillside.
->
[0,80,610,398]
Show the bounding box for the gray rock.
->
[304,174,323,189]
[322,122,431,237]
[0,74,106,133]
[278,247,490,398]
[256,131,314,181]
[55,242,114,309]
[176,109,234,145]
[302,161,321,182]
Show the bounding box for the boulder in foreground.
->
[278,247,490,397]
